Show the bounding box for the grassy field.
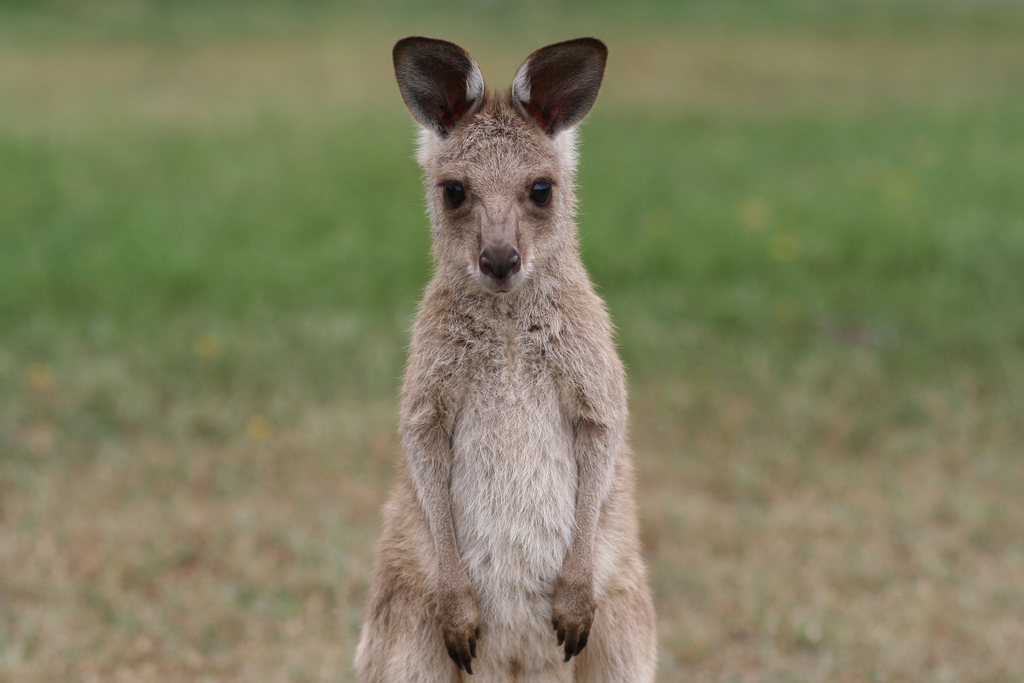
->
[2,1,1024,681]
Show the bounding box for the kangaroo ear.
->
[512,38,607,137]
[393,37,485,138]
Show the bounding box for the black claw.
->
[464,659,473,676]
[576,631,589,655]
[564,633,579,661]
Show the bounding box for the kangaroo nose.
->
[479,247,521,280]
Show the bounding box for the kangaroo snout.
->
[479,246,521,281]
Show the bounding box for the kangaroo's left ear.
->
[512,38,607,137]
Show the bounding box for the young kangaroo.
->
[354,37,656,682]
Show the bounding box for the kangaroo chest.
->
[448,332,577,599]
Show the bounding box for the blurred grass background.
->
[2,1,1023,681]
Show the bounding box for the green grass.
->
[2,1,1024,681]
[586,109,1024,376]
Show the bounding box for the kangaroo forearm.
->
[403,423,464,572]
[553,418,611,663]
[421,483,463,576]
[567,418,621,563]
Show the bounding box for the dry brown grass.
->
[3,391,396,682]
[4,351,1023,681]
[633,356,1024,681]
[2,23,1022,135]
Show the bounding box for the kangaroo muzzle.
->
[479,246,521,281]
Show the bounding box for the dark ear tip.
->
[577,37,609,56]
[547,37,608,60]
[395,36,435,46]
[393,36,431,63]
[394,36,470,56]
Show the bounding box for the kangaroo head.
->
[393,37,607,294]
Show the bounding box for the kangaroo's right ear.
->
[393,37,485,138]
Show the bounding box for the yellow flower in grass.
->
[27,363,53,391]
[770,232,801,263]
[194,332,221,360]
[247,414,273,441]
[737,197,770,232]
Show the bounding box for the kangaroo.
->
[354,37,656,682]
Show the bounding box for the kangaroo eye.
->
[444,183,465,207]
[530,181,551,206]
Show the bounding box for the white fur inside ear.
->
[465,63,486,113]
[511,61,531,117]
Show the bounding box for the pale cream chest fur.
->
[447,308,579,671]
